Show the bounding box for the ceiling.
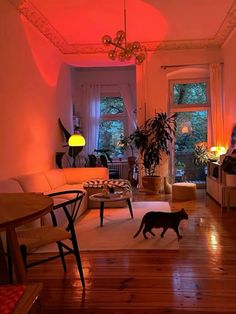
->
[12,0,236,66]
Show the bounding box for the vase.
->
[142,175,162,194]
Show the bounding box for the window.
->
[169,78,210,184]
[170,80,209,107]
[98,96,127,157]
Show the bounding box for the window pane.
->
[174,111,208,183]
[100,97,124,115]
[98,120,125,156]
[173,83,207,105]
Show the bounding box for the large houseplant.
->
[125,112,177,193]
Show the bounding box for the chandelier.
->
[102,0,146,65]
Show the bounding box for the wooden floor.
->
[27,189,236,313]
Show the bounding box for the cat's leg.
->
[161,227,168,238]
[149,229,155,237]
[142,227,149,239]
[173,226,182,239]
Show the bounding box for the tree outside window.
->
[98,96,127,157]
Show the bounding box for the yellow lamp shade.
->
[210,146,226,157]
[68,134,86,147]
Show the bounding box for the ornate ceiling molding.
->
[10,0,236,55]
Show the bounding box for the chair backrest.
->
[47,190,85,232]
[87,154,97,167]
[99,154,108,168]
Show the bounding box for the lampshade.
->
[68,134,86,147]
[210,146,226,157]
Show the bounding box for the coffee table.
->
[89,192,133,227]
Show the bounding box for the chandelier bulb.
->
[116,30,125,40]
[102,35,112,46]
[108,50,117,60]
[135,53,145,65]
[101,2,146,64]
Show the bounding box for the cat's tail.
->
[133,217,145,238]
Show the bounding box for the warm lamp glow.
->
[181,126,189,134]
[210,146,226,157]
[68,134,86,147]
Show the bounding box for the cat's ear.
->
[181,208,185,212]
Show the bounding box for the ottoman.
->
[83,179,132,208]
[172,182,196,201]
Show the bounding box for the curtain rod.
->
[160,62,224,69]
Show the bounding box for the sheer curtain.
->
[79,84,101,155]
[119,83,137,133]
[209,63,226,147]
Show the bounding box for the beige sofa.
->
[0,167,109,226]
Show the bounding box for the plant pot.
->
[142,175,162,194]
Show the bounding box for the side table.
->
[89,192,133,227]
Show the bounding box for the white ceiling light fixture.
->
[102,0,146,65]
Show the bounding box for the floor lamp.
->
[68,133,86,167]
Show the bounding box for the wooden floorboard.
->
[26,189,236,313]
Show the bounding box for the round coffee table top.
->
[89,192,130,202]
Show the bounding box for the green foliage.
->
[193,143,215,167]
[125,112,177,176]
[175,111,207,152]
[174,82,207,104]
[100,97,124,115]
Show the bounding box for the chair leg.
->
[127,198,134,219]
[20,245,28,271]
[70,230,85,287]
[57,241,67,272]
[6,240,13,283]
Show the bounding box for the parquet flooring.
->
[27,189,236,313]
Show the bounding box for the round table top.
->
[0,193,53,230]
[89,192,130,202]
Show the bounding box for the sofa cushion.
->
[0,179,24,193]
[45,184,88,218]
[62,167,109,184]
[44,169,67,189]
[42,193,87,226]
[16,173,51,193]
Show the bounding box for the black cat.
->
[133,208,188,240]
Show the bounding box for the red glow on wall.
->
[20,15,62,87]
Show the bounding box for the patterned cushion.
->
[83,179,132,193]
[0,285,25,314]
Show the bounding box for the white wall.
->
[222,29,236,145]
[0,0,72,180]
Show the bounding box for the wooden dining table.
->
[0,193,53,283]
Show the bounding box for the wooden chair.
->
[13,190,85,287]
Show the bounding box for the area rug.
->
[75,201,179,251]
[37,201,180,252]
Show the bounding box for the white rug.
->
[75,201,179,251]
[37,201,179,252]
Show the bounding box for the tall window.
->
[169,78,210,184]
[98,96,127,157]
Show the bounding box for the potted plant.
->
[125,112,177,193]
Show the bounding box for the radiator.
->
[108,162,129,179]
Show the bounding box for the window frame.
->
[169,78,210,110]
[168,77,211,182]
[98,93,128,157]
